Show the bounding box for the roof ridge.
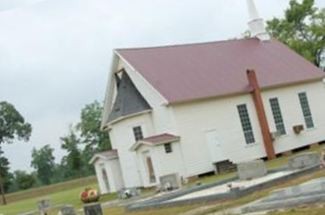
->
[115,37,262,52]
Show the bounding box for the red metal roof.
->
[141,133,180,145]
[117,38,325,104]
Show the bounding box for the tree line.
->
[30,101,110,187]
[0,101,110,204]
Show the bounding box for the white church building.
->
[92,0,325,194]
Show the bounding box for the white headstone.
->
[159,173,182,191]
[288,152,320,170]
[237,160,267,180]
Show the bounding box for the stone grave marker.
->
[118,187,141,199]
[159,173,182,191]
[288,152,320,170]
[37,198,50,215]
[237,160,267,180]
[58,205,76,215]
[84,202,103,215]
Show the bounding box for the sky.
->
[1,0,325,172]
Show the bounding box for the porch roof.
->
[89,149,118,164]
[130,133,180,151]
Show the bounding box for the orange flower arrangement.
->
[80,188,100,203]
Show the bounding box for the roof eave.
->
[101,53,120,130]
[114,50,170,106]
[89,153,119,164]
[105,109,152,128]
[166,77,325,106]
[130,136,180,152]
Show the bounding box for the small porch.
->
[89,150,124,194]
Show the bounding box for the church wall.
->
[172,81,325,178]
[109,113,154,188]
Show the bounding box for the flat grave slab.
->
[126,165,319,211]
[241,177,325,213]
[168,170,294,202]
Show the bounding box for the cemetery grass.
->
[105,145,325,215]
[0,176,117,215]
[268,207,325,215]
[0,144,323,215]
[101,170,325,215]
[103,205,198,215]
[184,169,325,215]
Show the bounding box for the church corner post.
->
[246,69,276,160]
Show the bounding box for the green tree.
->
[76,101,111,176]
[0,101,32,204]
[77,101,111,151]
[50,163,67,184]
[12,170,35,190]
[0,149,11,192]
[31,145,55,185]
[60,128,83,179]
[79,146,96,176]
[267,0,325,66]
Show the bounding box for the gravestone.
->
[288,152,320,170]
[159,173,182,191]
[37,198,50,215]
[118,187,141,199]
[237,160,267,180]
[58,205,76,215]
[242,177,325,213]
[84,202,103,215]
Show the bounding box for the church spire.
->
[246,0,270,41]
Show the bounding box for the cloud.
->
[0,0,45,12]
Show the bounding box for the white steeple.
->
[246,0,270,41]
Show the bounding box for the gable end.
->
[107,71,152,123]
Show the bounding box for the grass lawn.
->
[0,144,323,215]
[0,183,99,215]
[267,204,325,215]
[103,205,199,215]
[1,176,97,204]
[0,177,117,215]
